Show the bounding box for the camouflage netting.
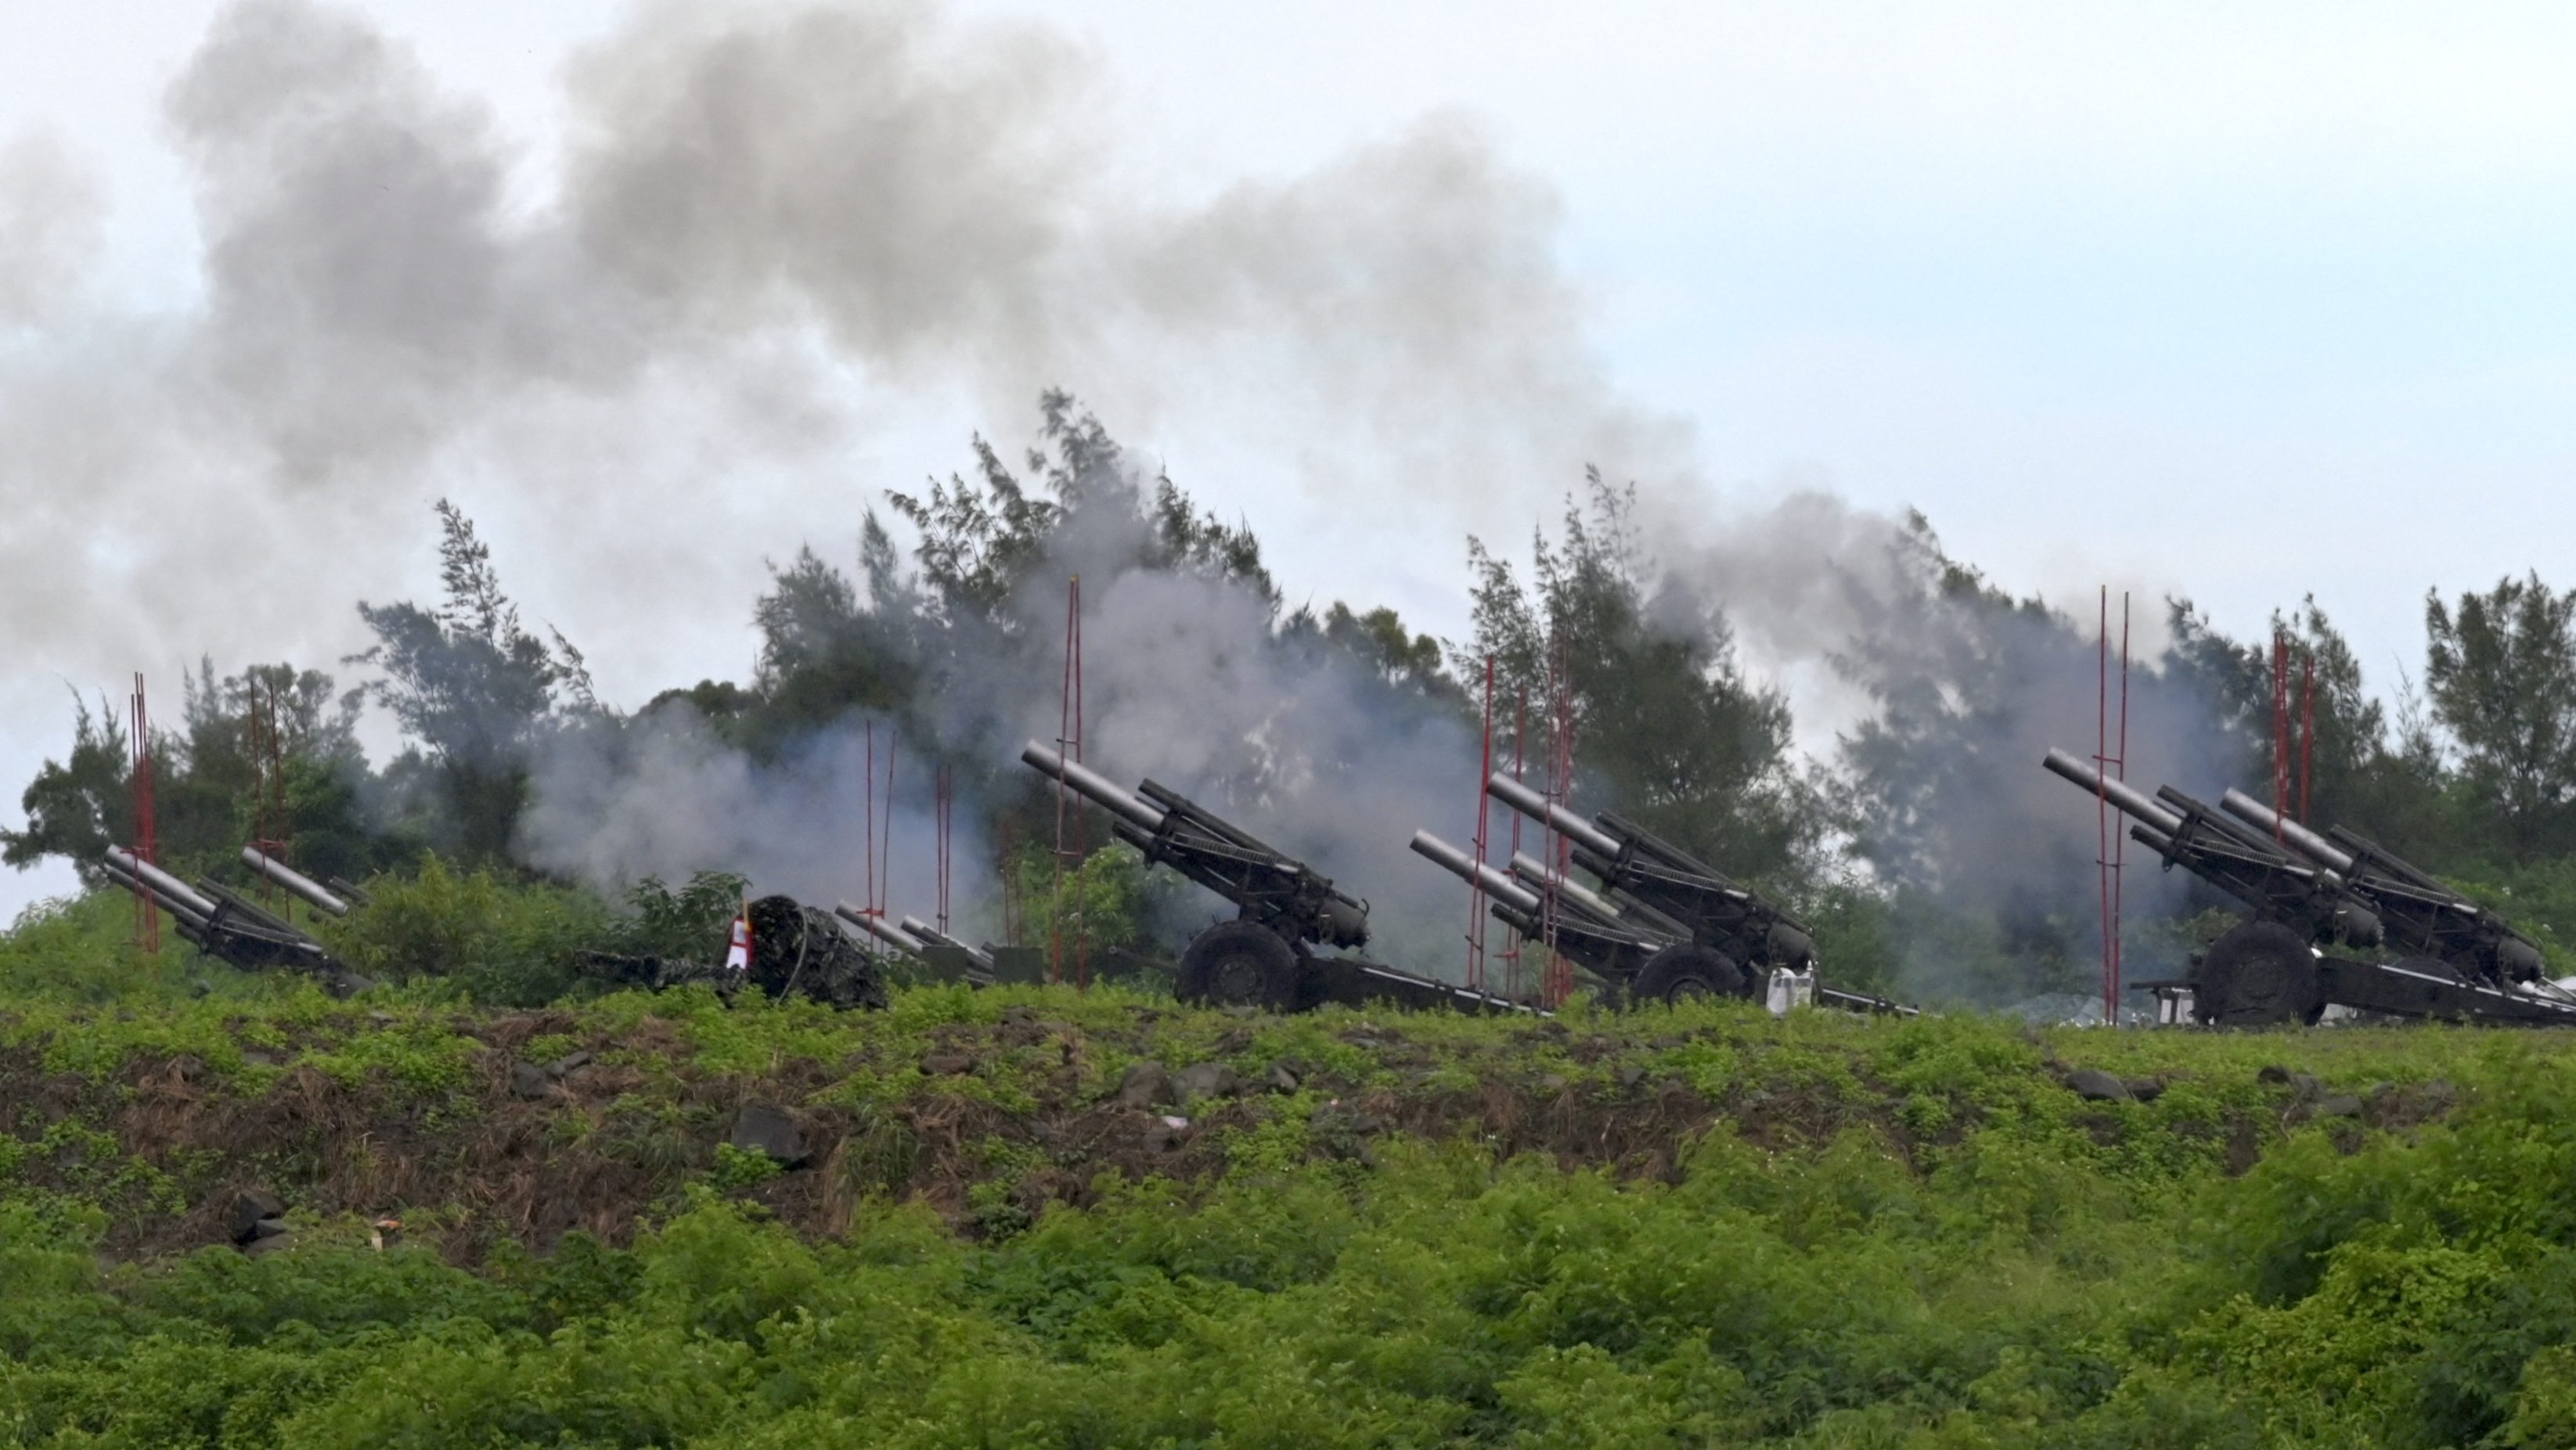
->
[745,895,889,1011]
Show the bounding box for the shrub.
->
[315,856,607,1004]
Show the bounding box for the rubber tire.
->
[1631,944,1749,1006]
[1176,920,1302,1011]
[2194,921,2325,1027]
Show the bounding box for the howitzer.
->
[101,846,373,997]
[1483,774,1819,1004]
[1023,741,1526,1014]
[836,901,1000,985]
[900,916,997,976]
[2219,790,2549,987]
[2043,747,2576,1026]
[837,901,929,956]
[1414,831,1915,1016]
[1503,851,1677,934]
[2042,748,2380,950]
[1021,741,1369,952]
[1410,830,1662,984]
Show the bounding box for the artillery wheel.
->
[2193,921,2324,1027]
[1631,944,1749,1006]
[1177,920,1302,1011]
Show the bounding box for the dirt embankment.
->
[0,1004,2398,1265]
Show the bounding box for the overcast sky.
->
[6,0,2575,918]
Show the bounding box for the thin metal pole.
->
[129,674,158,954]
[1467,656,1494,990]
[1501,686,1528,1002]
[1052,576,1086,987]
[935,765,953,934]
[2114,594,2130,1016]
[863,719,877,920]
[2300,655,2315,822]
[2271,633,2290,841]
[1542,635,1576,1009]
[2097,588,2111,1024]
[880,731,898,918]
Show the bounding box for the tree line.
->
[14,392,2576,1001]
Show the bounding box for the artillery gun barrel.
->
[834,901,928,955]
[1483,773,1623,859]
[2218,790,2360,875]
[240,846,351,917]
[1507,851,1641,927]
[2041,749,2185,835]
[899,916,996,972]
[1018,741,1166,833]
[103,847,222,921]
[195,880,304,938]
[2325,824,2456,897]
[1410,830,1544,915]
[2155,784,2315,867]
[103,860,209,927]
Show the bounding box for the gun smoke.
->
[3,0,2257,998]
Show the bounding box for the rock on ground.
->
[729,1102,811,1168]
[1115,1061,1174,1109]
[229,1189,286,1245]
[510,1061,553,1101]
[2066,1068,2134,1103]
[1173,1063,1241,1103]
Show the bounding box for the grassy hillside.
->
[7,895,2576,1445]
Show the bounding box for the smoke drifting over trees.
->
[0,0,1683,696]
[20,0,2576,1004]
[29,372,2576,1007]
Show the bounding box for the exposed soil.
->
[0,1010,2340,1268]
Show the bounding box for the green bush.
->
[0,891,256,1002]
[6,966,2576,1444]
[315,856,607,1004]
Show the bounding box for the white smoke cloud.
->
[1,0,1695,723]
[0,131,104,329]
[5,0,2238,1000]
[517,703,981,927]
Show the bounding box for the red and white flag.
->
[723,912,753,977]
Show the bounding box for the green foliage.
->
[315,856,607,1005]
[1295,601,1467,711]
[164,658,386,884]
[49,395,2576,1438]
[0,987,2574,1446]
[708,1143,784,1193]
[1461,472,1814,887]
[610,871,750,963]
[2428,572,2576,856]
[0,690,128,883]
[1013,842,1154,959]
[350,498,589,862]
[739,527,921,753]
[2451,856,2576,975]
[5,658,399,903]
[0,891,191,1002]
[1800,876,1900,991]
